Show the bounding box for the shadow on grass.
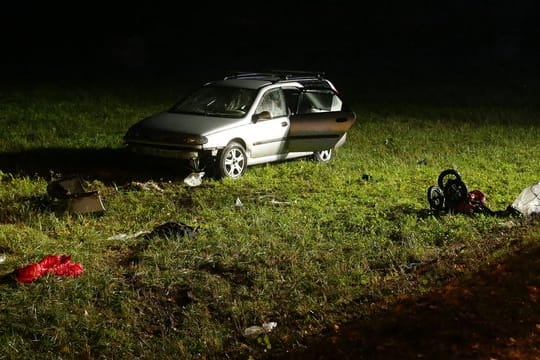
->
[0,147,193,185]
[0,272,16,286]
[284,241,540,360]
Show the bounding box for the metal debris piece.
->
[47,175,105,214]
[47,175,86,198]
[67,192,106,214]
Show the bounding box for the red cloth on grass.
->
[16,255,84,283]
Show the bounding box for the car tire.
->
[216,141,247,179]
[313,149,333,162]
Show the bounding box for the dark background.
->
[1,1,538,88]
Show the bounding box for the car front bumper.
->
[126,143,203,160]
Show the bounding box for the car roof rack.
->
[224,70,326,83]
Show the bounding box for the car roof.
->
[207,70,336,91]
[209,79,272,90]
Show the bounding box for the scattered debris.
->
[67,191,105,214]
[0,254,6,264]
[243,326,265,337]
[106,231,150,241]
[362,174,373,181]
[130,181,164,192]
[269,198,292,206]
[107,222,198,241]
[47,175,105,214]
[243,322,277,337]
[257,194,294,206]
[184,172,205,187]
[262,321,277,332]
[145,221,198,239]
[15,254,84,283]
[47,175,85,198]
[512,182,540,216]
[235,197,243,207]
[498,220,517,229]
[400,244,466,274]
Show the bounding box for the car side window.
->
[255,89,287,118]
[298,90,343,114]
[283,88,301,114]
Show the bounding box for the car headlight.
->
[124,125,208,146]
[181,135,208,145]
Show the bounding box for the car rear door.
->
[286,88,356,152]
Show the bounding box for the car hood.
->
[132,112,247,136]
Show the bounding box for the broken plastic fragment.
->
[512,182,540,216]
[47,175,105,214]
[67,191,106,214]
[235,197,243,207]
[243,322,277,337]
[106,231,150,241]
[47,175,86,198]
[184,172,205,187]
[262,321,277,332]
[243,326,265,337]
[131,181,164,192]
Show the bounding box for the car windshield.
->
[169,85,258,118]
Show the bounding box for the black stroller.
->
[427,169,520,217]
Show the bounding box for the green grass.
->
[0,80,539,359]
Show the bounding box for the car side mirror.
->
[252,111,271,123]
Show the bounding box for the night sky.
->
[1,1,538,84]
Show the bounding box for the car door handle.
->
[336,117,348,123]
[281,121,288,127]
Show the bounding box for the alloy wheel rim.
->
[319,150,331,161]
[224,148,245,177]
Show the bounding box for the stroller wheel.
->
[443,179,468,210]
[437,169,462,190]
[427,186,445,211]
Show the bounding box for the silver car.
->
[123,71,357,179]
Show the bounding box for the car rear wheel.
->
[216,141,247,179]
[313,149,333,162]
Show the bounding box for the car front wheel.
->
[313,149,333,162]
[216,141,247,179]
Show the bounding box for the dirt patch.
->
[284,243,540,359]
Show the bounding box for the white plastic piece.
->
[512,182,540,216]
[184,172,205,187]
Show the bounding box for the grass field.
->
[0,75,539,359]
